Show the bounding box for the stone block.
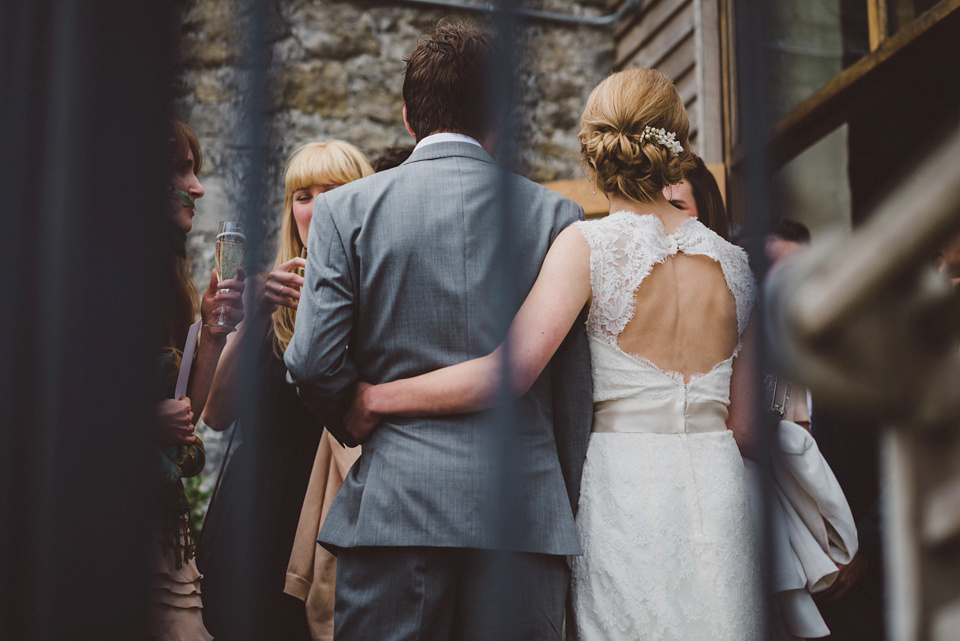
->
[271,61,348,117]
[285,2,380,60]
[179,33,234,68]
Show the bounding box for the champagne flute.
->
[208,221,246,330]
[297,246,307,277]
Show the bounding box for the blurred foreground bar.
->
[0,1,175,639]
[766,124,960,641]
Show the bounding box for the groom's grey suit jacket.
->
[285,142,592,555]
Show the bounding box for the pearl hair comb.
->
[640,126,683,156]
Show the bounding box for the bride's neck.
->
[605,192,688,232]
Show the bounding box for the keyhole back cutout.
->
[617,253,739,382]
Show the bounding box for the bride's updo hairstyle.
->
[580,68,696,203]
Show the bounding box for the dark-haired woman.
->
[663,155,730,240]
[152,120,244,640]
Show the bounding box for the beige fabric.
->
[783,383,812,426]
[592,397,730,434]
[284,430,361,641]
[149,598,212,641]
[149,531,212,641]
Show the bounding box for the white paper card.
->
[174,320,202,399]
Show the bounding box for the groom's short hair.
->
[403,21,501,142]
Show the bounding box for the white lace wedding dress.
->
[570,212,763,641]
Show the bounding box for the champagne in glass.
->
[297,246,307,278]
[209,221,245,329]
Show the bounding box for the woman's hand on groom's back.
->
[345,382,379,444]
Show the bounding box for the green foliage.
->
[182,473,213,541]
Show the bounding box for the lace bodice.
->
[575,212,757,403]
[577,212,755,338]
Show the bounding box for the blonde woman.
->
[198,141,373,641]
[346,69,763,640]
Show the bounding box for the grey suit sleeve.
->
[550,201,593,514]
[284,195,358,447]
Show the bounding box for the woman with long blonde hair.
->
[197,140,373,640]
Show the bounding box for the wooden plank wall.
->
[614,0,724,164]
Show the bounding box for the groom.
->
[285,21,592,640]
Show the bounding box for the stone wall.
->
[174,0,619,282]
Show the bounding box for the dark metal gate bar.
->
[731,0,778,637]
[489,0,524,634]
[208,1,272,639]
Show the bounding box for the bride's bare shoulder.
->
[550,224,592,260]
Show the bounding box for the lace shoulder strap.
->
[675,221,757,334]
[574,215,660,343]
[573,218,619,312]
[577,215,757,339]
[722,244,757,335]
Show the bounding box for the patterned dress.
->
[150,347,212,641]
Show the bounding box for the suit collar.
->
[403,141,496,166]
[414,132,483,150]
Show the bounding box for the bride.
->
[345,68,763,640]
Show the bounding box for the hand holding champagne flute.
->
[208,221,246,331]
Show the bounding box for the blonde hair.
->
[272,141,374,357]
[579,68,696,203]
